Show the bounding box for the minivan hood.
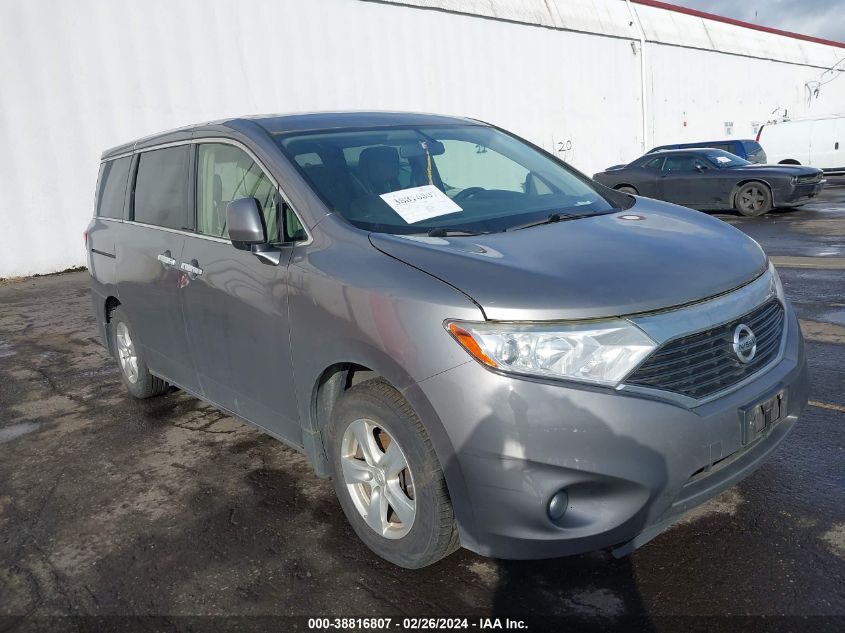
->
[369,200,768,321]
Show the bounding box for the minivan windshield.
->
[703,150,751,168]
[276,125,625,234]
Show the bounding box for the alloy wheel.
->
[340,418,416,539]
[115,321,139,384]
[739,185,766,213]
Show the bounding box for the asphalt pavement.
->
[0,182,843,632]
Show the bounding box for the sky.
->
[663,0,845,43]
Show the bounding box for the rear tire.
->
[615,185,638,195]
[108,307,168,399]
[734,182,772,217]
[327,379,459,569]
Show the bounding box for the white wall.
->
[1,0,843,277]
[646,44,843,146]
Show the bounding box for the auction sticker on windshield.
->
[380,185,462,224]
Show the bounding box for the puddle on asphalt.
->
[822,310,845,326]
[800,318,845,344]
[790,219,845,236]
[0,422,41,443]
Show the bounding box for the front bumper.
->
[775,180,825,206]
[409,303,808,559]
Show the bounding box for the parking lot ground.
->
[1,182,844,632]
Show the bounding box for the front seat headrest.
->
[358,146,400,193]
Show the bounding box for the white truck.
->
[757,114,844,175]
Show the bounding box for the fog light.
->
[547,490,569,521]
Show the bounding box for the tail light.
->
[83,229,89,248]
[756,125,764,142]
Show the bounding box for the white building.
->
[1,0,843,277]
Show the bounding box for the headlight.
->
[446,319,657,386]
[768,260,785,301]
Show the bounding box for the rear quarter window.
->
[710,143,735,154]
[743,141,767,163]
[133,146,191,230]
[96,157,132,219]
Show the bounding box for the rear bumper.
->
[411,303,808,559]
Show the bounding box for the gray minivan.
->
[87,112,808,569]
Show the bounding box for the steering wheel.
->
[453,187,486,202]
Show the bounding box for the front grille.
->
[796,173,821,184]
[626,300,785,400]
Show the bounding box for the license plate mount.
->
[740,389,786,446]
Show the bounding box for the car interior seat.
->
[357,146,402,194]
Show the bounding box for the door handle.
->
[180,260,203,278]
[157,251,176,267]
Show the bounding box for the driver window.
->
[435,140,528,193]
[662,156,697,172]
[197,143,279,241]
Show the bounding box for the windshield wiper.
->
[506,209,618,232]
[505,212,577,232]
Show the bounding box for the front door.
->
[658,154,712,206]
[178,141,300,442]
[633,156,665,198]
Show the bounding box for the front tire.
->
[327,379,459,569]
[615,185,638,195]
[734,182,772,217]
[108,307,168,399]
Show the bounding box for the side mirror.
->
[695,163,707,172]
[227,198,267,246]
[226,197,282,266]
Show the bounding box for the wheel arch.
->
[308,362,382,477]
[730,178,774,209]
[102,296,122,355]
[304,350,455,462]
[778,159,801,165]
[104,296,121,321]
[305,359,476,551]
[302,343,419,475]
